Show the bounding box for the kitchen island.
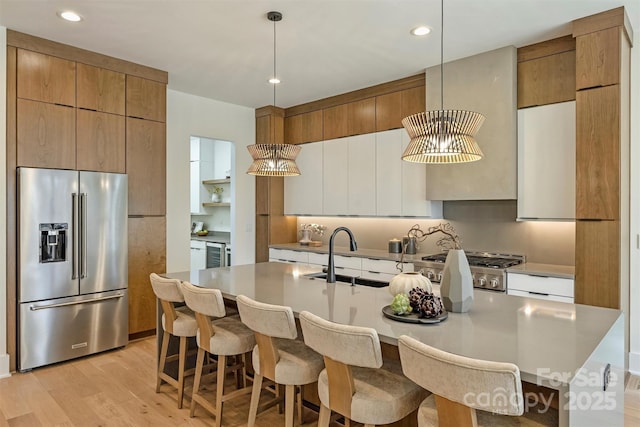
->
[166,262,624,427]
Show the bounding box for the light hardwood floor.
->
[0,337,638,427]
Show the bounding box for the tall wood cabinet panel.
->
[575,220,620,308]
[77,63,126,115]
[575,85,620,220]
[77,110,126,173]
[126,75,166,122]
[284,110,323,145]
[128,216,166,335]
[17,49,76,107]
[16,99,76,169]
[575,27,620,90]
[126,118,166,215]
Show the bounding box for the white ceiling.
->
[0,0,638,109]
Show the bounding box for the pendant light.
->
[401,0,484,164]
[246,11,301,176]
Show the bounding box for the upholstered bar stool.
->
[180,281,255,427]
[398,335,558,427]
[149,273,198,409]
[236,295,324,427]
[299,311,427,427]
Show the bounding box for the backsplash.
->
[295,201,575,265]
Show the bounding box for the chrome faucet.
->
[327,227,358,283]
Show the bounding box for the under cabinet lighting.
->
[58,11,82,22]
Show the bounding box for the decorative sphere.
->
[389,272,432,296]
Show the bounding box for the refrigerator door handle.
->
[72,193,79,279]
[80,193,87,278]
[29,292,126,311]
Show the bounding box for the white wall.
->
[629,30,640,375]
[166,89,255,272]
[0,26,9,378]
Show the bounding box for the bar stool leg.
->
[190,348,206,417]
[247,373,263,427]
[214,355,227,427]
[177,336,187,409]
[285,384,295,427]
[296,386,303,425]
[317,403,331,427]
[156,331,170,392]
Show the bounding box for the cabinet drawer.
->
[308,252,328,267]
[507,273,574,298]
[334,255,362,270]
[333,267,361,278]
[360,270,395,282]
[507,289,574,304]
[362,258,413,275]
[268,249,308,264]
[190,240,206,249]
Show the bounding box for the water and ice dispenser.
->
[39,223,68,263]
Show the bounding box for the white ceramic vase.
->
[440,249,474,313]
[389,272,432,296]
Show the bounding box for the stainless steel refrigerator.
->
[17,167,128,371]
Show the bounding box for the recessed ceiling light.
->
[58,11,82,22]
[411,26,431,36]
[269,77,280,84]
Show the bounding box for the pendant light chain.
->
[439,0,444,140]
[273,15,277,106]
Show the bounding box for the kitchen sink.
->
[304,272,389,288]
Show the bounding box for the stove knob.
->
[437,272,443,282]
[490,278,500,289]
[478,277,486,287]
[425,270,435,280]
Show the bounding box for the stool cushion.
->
[162,306,197,337]
[252,338,324,385]
[318,358,427,425]
[418,394,559,427]
[196,316,255,356]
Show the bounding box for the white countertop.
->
[166,262,621,387]
[190,232,231,245]
[507,262,575,279]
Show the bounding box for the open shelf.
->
[202,178,231,185]
[202,202,231,207]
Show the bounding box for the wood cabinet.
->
[126,75,166,122]
[126,118,166,215]
[284,110,323,145]
[16,99,76,169]
[128,216,166,335]
[17,49,76,107]
[77,110,126,173]
[575,26,621,90]
[323,98,375,140]
[284,142,323,215]
[575,85,620,220]
[77,63,125,115]
[375,86,425,131]
[517,101,576,220]
[348,134,376,215]
[517,51,576,108]
[575,220,620,308]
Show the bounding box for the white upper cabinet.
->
[401,131,442,217]
[322,138,349,215]
[348,134,376,215]
[517,101,576,220]
[284,129,442,217]
[375,130,403,216]
[284,142,323,215]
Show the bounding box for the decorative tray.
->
[381,305,448,324]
